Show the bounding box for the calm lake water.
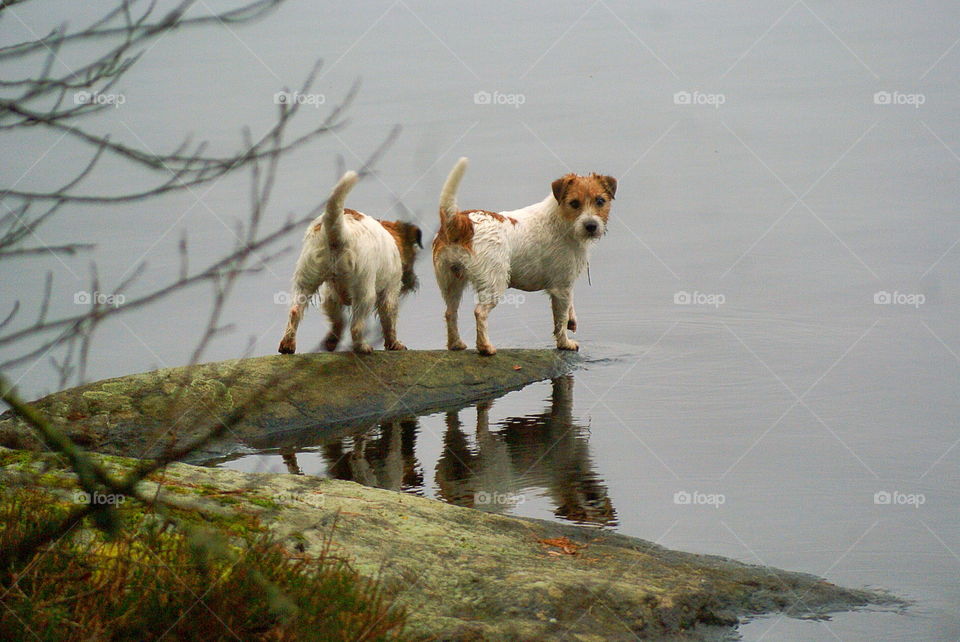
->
[2,2,959,639]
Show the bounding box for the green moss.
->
[100,382,129,395]
[248,496,284,511]
[80,390,134,413]
[158,485,192,496]
[167,505,260,536]
[139,394,168,417]
[0,449,45,468]
[36,471,76,489]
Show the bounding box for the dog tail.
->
[322,170,359,248]
[439,157,468,226]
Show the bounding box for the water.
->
[2,1,958,639]
[215,375,619,526]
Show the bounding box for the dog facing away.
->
[432,158,616,355]
[278,171,422,354]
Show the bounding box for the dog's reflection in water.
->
[319,419,424,493]
[436,376,615,526]
[312,376,616,526]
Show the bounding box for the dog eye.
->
[595,196,605,206]
[569,199,581,209]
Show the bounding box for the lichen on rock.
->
[0,447,904,640]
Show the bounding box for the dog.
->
[432,158,616,355]
[278,171,422,355]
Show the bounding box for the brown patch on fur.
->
[461,209,518,225]
[432,207,476,257]
[379,220,422,294]
[432,208,520,259]
[312,208,365,233]
[551,173,617,222]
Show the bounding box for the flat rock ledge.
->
[0,349,577,462]
[1,448,901,641]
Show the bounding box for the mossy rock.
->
[0,447,904,640]
[0,350,578,462]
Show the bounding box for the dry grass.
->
[0,487,407,641]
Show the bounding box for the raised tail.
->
[439,157,468,227]
[322,170,359,248]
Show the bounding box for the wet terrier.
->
[432,158,616,355]
[278,171,422,354]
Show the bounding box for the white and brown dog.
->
[432,158,616,355]
[278,171,422,355]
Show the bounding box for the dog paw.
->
[477,344,497,356]
[278,339,296,354]
[386,341,407,351]
[353,343,373,355]
[448,340,467,351]
[557,340,579,352]
[322,334,339,352]
[567,319,578,332]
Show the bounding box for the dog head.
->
[380,220,423,294]
[551,173,617,241]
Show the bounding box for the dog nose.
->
[584,221,599,234]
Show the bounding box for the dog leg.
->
[321,285,345,351]
[550,289,579,351]
[474,292,500,356]
[278,302,305,354]
[378,288,406,350]
[567,298,578,333]
[349,291,375,354]
[438,269,468,350]
[279,277,322,354]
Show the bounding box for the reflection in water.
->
[320,419,424,493]
[435,376,616,525]
[275,376,615,526]
[280,450,302,475]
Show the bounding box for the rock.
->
[0,350,578,463]
[0,447,902,641]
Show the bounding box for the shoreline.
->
[0,446,903,640]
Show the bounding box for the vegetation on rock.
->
[0,485,407,641]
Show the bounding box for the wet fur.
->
[278,171,422,355]
[432,158,616,355]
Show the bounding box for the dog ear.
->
[413,226,423,249]
[552,174,575,203]
[597,175,617,199]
